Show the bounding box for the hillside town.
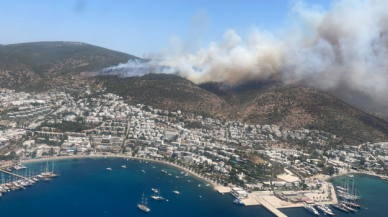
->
[1,86,388,190]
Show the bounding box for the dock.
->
[0,169,28,180]
[257,198,288,217]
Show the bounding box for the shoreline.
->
[20,154,220,188]
[322,171,388,181]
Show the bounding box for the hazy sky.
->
[0,0,330,57]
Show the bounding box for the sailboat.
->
[50,161,60,177]
[40,162,52,181]
[151,189,164,200]
[173,186,180,194]
[337,177,361,202]
[137,192,151,212]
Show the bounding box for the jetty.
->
[0,169,28,180]
[257,198,288,217]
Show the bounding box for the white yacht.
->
[304,204,319,215]
[138,192,151,212]
[121,165,126,168]
[106,168,112,171]
[151,190,164,200]
[173,186,180,194]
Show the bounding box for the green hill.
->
[0,41,138,91]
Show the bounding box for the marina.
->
[0,161,60,196]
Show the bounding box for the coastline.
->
[313,171,388,181]
[21,154,220,188]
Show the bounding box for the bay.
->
[0,158,386,217]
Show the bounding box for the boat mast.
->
[352,179,355,202]
[142,192,145,206]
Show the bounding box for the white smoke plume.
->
[170,0,388,102]
[98,0,388,103]
[94,59,174,77]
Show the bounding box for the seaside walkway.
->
[0,169,27,180]
[257,198,287,217]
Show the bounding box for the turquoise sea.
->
[0,158,387,217]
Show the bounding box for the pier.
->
[257,198,288,217]
[0,169,28,180]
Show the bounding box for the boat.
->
[152,167,155,168]
[121,165,126,168]
[142,170,145,173]
[14,164,27,170]
[348,174,354,178]
[166,199,169,201]
[180,172,184,174]
[332,204,349,213]
[151,190,164,200]
[314,204,334,216]
[175,176,179,178]
[151,188,158,193]
[50,161,60,177]
[104,156,106,159]
[233,199,244,205]
[342,201,361,208]
[173,186,179,194]
[161,170,165,173]
[168,173,172,176]
[206,184,210,187]
[40,177,52,181]
[106,168,112,171]
[137,192,151,212]
[184,173,188,176]
[41,162,52,177]
[337,177,361,200]
[146,161,148,164]
[340,203,356,212]
[304,203,319,215]
[198,184,201,187]
[188,180,191,182]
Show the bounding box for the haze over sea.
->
[0,158,386,217]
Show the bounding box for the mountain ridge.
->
[0,41,138,91]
